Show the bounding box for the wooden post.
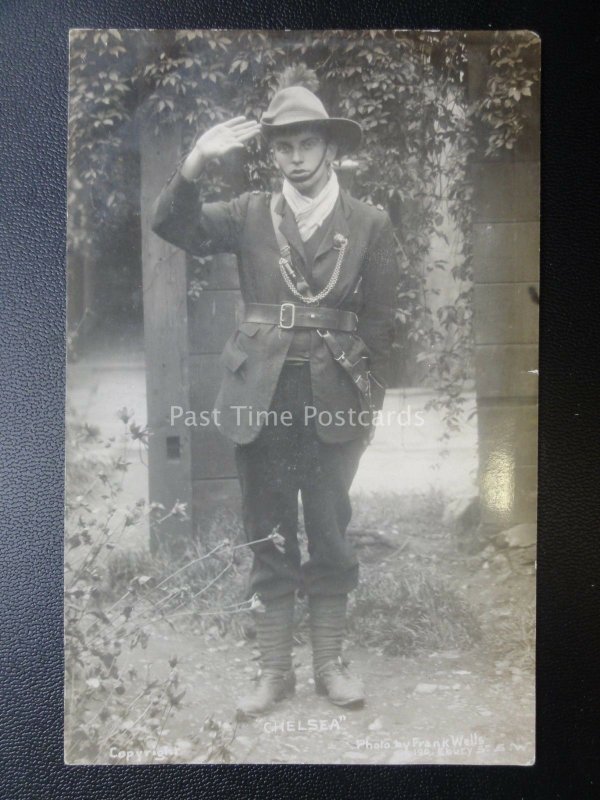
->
[140,122,194,553]
[467,36,540,534]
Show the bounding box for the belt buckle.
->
[279,303,296,329]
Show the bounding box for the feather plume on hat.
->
[272,64,320,95]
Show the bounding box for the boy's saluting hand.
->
[181,116,261,180]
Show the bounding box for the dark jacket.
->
[151,170,400,444]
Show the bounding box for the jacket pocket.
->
[238,321,261,337]
[220,339,248,373]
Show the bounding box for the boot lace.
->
[316,656,350,678]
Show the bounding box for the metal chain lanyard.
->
[278,234,348,305]
[270,191,348,306]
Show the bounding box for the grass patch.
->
[346,489,481,656]
[348,565,481,656]
[102,489,481,654]
[349,488,451,540]
[485,604,535,672]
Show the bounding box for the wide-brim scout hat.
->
[261,86,362,156]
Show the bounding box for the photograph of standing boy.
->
[151,82,400,720]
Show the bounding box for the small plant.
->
[196,717,238,763]
[64,408,278,762]
[101,513,255,641]
[64,407,189,763]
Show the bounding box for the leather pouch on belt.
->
[319,330,372,408]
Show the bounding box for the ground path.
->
[118,624,533,765]
[103,544,535,766]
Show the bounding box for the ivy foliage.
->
[69,29,539,424]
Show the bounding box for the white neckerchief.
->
[282,170,340,242]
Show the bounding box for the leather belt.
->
[245,302,358,332]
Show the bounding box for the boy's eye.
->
[274,138,322,154]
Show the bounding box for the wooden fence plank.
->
[473,222,539,284]
[188,290,244,355]
[474,284,539,345]
[189,354,237,480]
[472,162,540,223]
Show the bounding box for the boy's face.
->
[271,127,338,196]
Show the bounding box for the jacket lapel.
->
[313,189,352,263]
[274,194,307,268]
[272,188,354,299]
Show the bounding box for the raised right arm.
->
[151,116,261,256]
[151,171,251,256]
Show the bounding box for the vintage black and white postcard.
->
[65,29,539,765]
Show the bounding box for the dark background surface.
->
[1,1,598,797]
